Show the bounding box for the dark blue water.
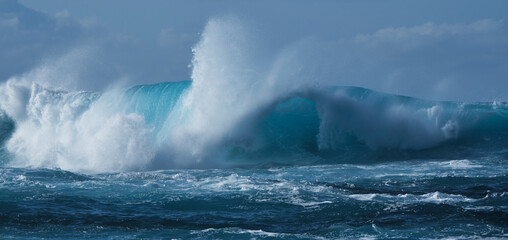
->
[1,157,507,239]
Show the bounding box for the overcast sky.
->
[2,0,508,101]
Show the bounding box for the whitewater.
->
[0,18,507,239]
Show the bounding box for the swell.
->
[243,86,508,163]
[0,81,506,171]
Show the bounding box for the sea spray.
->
[0,18,506,172]
[0,81,156,172]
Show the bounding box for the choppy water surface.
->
[1,158,506,239]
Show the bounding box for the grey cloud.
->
[0,0,85,82]
[336,20,508,101]
[356,19,504,43]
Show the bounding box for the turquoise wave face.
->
[122,81,191,134]
[0,81,506,171]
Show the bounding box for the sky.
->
[1,0,508,101]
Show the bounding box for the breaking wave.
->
[0,17,506,172]
[0,80,506,172]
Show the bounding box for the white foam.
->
[347,191,477,204]
[445,160,481,169]
[1,81,156,173]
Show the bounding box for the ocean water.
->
[0,18,507,239]
[0,80,507,239]
[0,158,507,239]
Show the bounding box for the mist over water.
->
[0,17,505,172]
